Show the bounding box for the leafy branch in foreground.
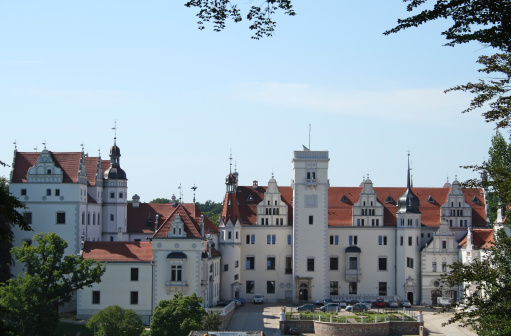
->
[447,53,511,128]
[184,0,295,39]
[439,229,511,336]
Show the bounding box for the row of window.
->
[356,218,380,226]
[92,290,139,305]
[400,218,420,227]
[260,218,285,225]
[245,234,294,245]
[23,211,66,224]
[329,281,388,296]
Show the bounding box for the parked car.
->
[401,300,411,308]
[253,294,264,304]
[320,303,341,312]
[288,327,300,335]
[339,301,347,309]
[387,300,399,308]
[375,298,386,308]
[346,303,368,312]
[363,301,372,309]
[227,299,242,307]
[348,299,360,305]
[297,304,316,312]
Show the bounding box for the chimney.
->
[132,194,140,208]
[171,194,177,206]
[155,213,159,232]
[253,180,258,189]
[117,227,123,241]
[200,214,204,237]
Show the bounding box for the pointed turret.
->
[397,155,421,214]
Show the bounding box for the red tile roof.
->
[459,229,494,249]
[11,151,109,186]
[152,203,218,238]
[231,185,486,228]
[82,241,152,262]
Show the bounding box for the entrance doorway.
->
[299,284,309,301]
[407,292,413,304]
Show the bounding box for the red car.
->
[375,299,386,308]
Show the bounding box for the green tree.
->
[196,200,223,225]
[0,176,30,245]
[150,292,206,336]
[439,229,511,335]
[86,305,144,336]
[386,1,511,128]
[184,0,295,39]
[151,197,172,204]
[201,310,221,331]
[0,233,106,336]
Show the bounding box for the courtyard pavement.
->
[226,303,478,336]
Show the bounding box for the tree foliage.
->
[385,0,511,51]
[196,200,222,225]
[439,229,511,335]
[0,233,106,336]
[0,176,30,245]
[184,0,295,39]
[150,292,206,336]
[86,305,144,336]
[150,197,172,204]
[201,310,221,331]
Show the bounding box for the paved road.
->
[226,304,478,336]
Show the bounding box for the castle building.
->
[8,143,492,321]
[218,149,490,305]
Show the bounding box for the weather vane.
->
[191,184,198,203]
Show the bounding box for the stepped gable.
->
[459,229,494,249]
[153,203,204,238]
[234,186,293,225]
[82,241,152,262]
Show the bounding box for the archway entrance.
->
[431,290,441,306]
[407,292,414,304]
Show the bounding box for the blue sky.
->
[0,1,498,203]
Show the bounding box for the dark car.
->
[288,327,300,335]
[297,304,315,312]
[320,303,341,312]
[346,303,368,312]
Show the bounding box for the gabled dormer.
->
[168,215,187,238]
[27,149,64,183]
[352,177,384,226]
[256,176,288,226]
[440,178,472,228]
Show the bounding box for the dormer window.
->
[385,195,394,203]
[472,196,480,203]
[340,195,349,203]
[427,195,435,203]
[247,194,254,202]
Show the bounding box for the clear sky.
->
[0,1,498,203]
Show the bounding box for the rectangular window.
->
[246,280,255,294]
[378,282,387,296]
[330,281,339,295]
[285,257,292,274]
[110,214,114,221]
[267,234,271,244]
[442,240,447,249]
[378,236,382,245]
[223,264,228,272]
[267,257,276,270]
[130,291,138,305]
[119,192,123,198]
[349,235,353,245]
[272,235,276,244]
[234,274,239,280]
[330,235,334,245]
[87,213,90,225]
[349,282,357,295]
[235,260,239,268]
[55,189,60,196]
[378,257,387,271]
[349,257,357,270]
[334,235,338,245]
[407,257,414,269]
[432,262,437,272]
[46,189,51,196]
[354,236,358,245]
[131,268,139,281]
[267,281,275,294]
[408,236,412,246]
[288,235,292,245]
[251,234,255,244]
[400,236,403,246]
[383,236,387,245]
[246,256,255,270]
[21,189,27,196]
[56,212,66,224]
[246,235,250,244]
[92,291,100,304]
[307,258,314,272]
[442,262,447,272]
[23,212,32,224]
[110,192,115,198]
[330,257,338,271]
[308,215,313,225]
[171,265,182,281]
